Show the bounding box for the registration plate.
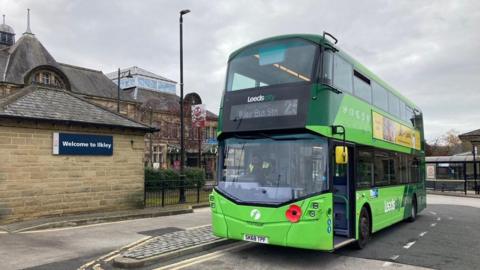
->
[243,234,269,244]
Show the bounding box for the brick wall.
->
[0,120,146,224]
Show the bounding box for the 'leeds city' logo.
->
[250,209,261,220]
[384,199,396,213]
[247,94,274,103]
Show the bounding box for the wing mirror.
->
[335,146,348,164]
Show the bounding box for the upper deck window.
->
[388,92,400,118]
[226,38,318,92]
[353,70,372,102]
[333,55,353,93]
[372,82,389,112]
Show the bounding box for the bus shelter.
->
[426,154,480,194]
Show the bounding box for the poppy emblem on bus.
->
[250,209,261,221]
[286,204,302,223]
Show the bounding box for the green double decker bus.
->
[210,33,426,250]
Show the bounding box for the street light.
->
[117,68,133,113]
[179,9,190,203]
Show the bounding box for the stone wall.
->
[0,119,146,224]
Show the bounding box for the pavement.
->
[0,203,208,233]
[0,207,212,270]
[427,190,480,199]
[1,194,480,270]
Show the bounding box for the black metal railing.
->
[144,180,215,207]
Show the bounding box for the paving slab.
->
[113,225,231,268]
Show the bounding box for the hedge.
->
[145,167,206,188]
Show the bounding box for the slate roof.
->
[59,63,136,102]
[134,88,180,112]
[459,129,480,139]
[0,48,8,76]
[0,85,153,131]
[3,34,60,84]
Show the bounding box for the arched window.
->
[31,70,66,89]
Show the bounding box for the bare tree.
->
[426,129,471,156]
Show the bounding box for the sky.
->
[1,0,479,141]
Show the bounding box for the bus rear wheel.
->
[356,207,370,249]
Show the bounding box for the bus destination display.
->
[230,99,298,120]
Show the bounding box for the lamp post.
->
[117,68,133,113]
[179,9,190,203]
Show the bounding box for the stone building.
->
[0,86,152,223]
[0,12,217,223]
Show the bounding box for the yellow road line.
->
[78,236,152,269]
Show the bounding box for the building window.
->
[31,70,66,89]
[42,72,51,85]
[152,145,165,165]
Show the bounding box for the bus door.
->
[332,143,356,246]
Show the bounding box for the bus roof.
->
[228,33,421,112]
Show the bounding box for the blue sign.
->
[204,138,218,145]
[53,132,113,156]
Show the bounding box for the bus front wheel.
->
[356,207,370,249]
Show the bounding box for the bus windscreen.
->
[217,134,328,204]
[226,38,318,92]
